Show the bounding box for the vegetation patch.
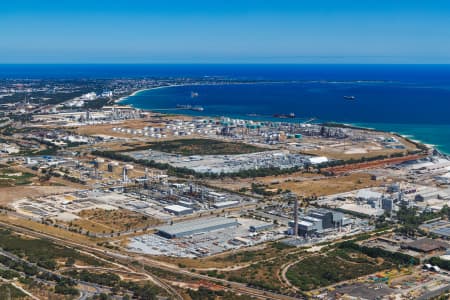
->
[187,286,254,300]
[286,242,418,291]
[70,208,161,234]
[0,229,105,270]
[286,250,387,291]
[0,168,35,187]
[129,138,267,156]
[0,283,27,299]
[64,269,163,299]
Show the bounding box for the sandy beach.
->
[115,84,184,103]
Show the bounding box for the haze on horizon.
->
[2,0,450,64]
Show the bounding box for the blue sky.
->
[1,0,450,63]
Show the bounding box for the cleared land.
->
[0,186,78,206]
[266,173,384,197]
[205,172,385,197]
[299,134,420,161]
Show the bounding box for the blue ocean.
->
[2,64,450,153]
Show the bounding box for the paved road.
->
[0,220,302,299]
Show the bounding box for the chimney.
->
[294,197,299,236]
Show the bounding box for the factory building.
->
[356,189,383,202]
[308,208,344,229]
[157,217,239,239]
[289,208,344,236]
[249,222,275,232]
[213,200,240,209]
[381,197,394,212]
[164,204,193,216]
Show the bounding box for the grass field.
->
[140,138,267,156]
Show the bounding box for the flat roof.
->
[340,204,384,216]
[431,227,450,238]
[164,204,192,212]
[213,200,239,207]
[298,220,313,227]
[356,189,382,199]
[404,238,449,252]
[302,216,321,222]
[157,217,238,236]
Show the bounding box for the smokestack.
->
[294,197,299,236]
[122,167,128,183]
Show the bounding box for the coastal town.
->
[0,77,449,299]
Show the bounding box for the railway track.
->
[0,220,302,299]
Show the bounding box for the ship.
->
[190,91,199,98]
[273,112,296,118]
[344,95,356,100]
[176,104,204,111]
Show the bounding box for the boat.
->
[176,104,204,111]
[344,96,356,100]
[190,91,199,98]
[273,112,295,118]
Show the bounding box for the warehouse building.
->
[249,222,275,232]
[164,204,193,216]
[213,200,240,209]
[157,217,239,238]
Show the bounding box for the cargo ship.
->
[176,104,204,111]
[273,112,296,118]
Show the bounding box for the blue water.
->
[116,65,450,154]
[1,64,450,153]
[2,64,450,81]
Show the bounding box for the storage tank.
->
[107,161,119,172]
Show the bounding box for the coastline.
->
[115,84,184,103]
[116,83,446,155]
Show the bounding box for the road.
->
[0,221,183,300]
[0,247,113,299]
[0,220,303,299]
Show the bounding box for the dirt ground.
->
[0,186,79,205]
[205,172,385,197]
[268,173,385,197]
[298,135,419,161]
